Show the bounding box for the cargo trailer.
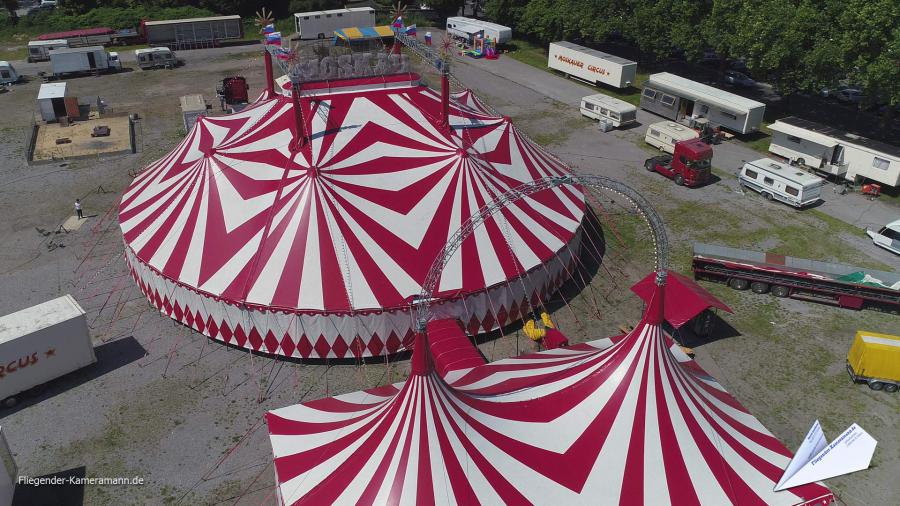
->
[294,7,375,40]
[548,41,637,89]
[0,295,96,407]
[846,330,900,392]
[27,39,68,63]
[49,46,121,77]
[692,243,900,311]
[446,17,511,44]
[640,72,765,134]
[141,15,243,50]
[768,116,900,188]
[36,27,115,47]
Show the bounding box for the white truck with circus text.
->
[0,295,96,407]
[548,41,637,89]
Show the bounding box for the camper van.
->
[739,158,824,208]
[644,121,699,154]
[580,94,637,128]
[135,47,177,69]
[0,61,18,85]
[27,39,68,62]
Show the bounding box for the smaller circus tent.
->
[265,280,833,505]
[631,270,733,328]
[119,74,585,359]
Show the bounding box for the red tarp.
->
[37,27,115,40]
[631,270,732,328]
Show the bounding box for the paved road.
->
[450,44,899,234]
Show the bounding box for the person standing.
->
[75,199,83,219]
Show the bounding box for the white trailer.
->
[135,47,177,69]
[0,61,18,85]
[0,295,96,406]
[580,94,637,128]
[446,17,512,44]
[49,46,121,77]
[0,427,14,506]
[548,41,637,89]
[644,121,699,154]
[768,116,900,188]
[739,158,824,208]
[27,39,68,62]
[640,72,765,134]
[294,7,375,40]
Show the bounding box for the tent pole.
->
[263,48,274,97]
[440,73,449,128]
[291,85,306,151]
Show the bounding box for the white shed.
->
[768,116,900,188]
[37,82,68,122]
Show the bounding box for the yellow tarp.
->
[848,330,900,381]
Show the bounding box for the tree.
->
[3,0,19,25]
[425,0,465,18]
[836,0,900,107]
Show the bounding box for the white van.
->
[645,121,699,154]
[135,47,176,70]
[27,39,68,62]
[739,158,824,208]
[0,61,18,85]
[580,94,637,128]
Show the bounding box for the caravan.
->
[580,94,637,128]
[739,158,824,208]
[446,17,511,44]
[0,61,19,85]
[135,47,177,69]
[644,121,699,154]
[27,39,68,62]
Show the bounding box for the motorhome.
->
[644,121,699,154]
[294,7,375,40]
[738,158,824,208]
[768,116,900,188]
[135,47,177,69]
[27,39,68,62]
[549,42,637,88]
[446,17,511,44]
[640,73,765,134]
[0,61,18,85]
[580,94,637,128]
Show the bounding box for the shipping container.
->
[142,15,243,50]
[641,72,765,134]
[0,295,96,406]
[548,41,637,89]
[294,7,375,40]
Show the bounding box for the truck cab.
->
[643,139,713,187]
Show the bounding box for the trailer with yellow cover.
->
[847,330,900,392]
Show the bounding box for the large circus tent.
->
[119,69,585,359]
[265,278,834,505]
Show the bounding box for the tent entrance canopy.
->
[630,270,732,328]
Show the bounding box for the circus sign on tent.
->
[290,53,410,83]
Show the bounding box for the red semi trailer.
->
[692,243,900,311]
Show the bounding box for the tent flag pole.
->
[263,48,274,96]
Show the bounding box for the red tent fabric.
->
[265,282,832,505]
[631,270,732,328]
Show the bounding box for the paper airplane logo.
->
[775,420,877,491]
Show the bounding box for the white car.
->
[867,219,900,255]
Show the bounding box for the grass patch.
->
[504,38,648,106]
[0,46,25,60]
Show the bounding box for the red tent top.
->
[36,27,115,40]
[631,270,732,328]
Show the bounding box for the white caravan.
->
[644,121,699,154]
[27,39,68,62]
[580,94,637,128]
[135,47,177,69]
[549,41,637,88]
[739,158,824,208]
[294,7,375,40]
[446,17,511,44]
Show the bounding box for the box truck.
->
[0,295,96,407]
[846,330,900,392]
[294,7,375,40]
[548,41,637,89]
[49,46,121,77]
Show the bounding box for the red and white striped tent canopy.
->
[120,76,584,358]
[266,281,833,505]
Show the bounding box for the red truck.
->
[692,243,900,311]
[643,139,713,187]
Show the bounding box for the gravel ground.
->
[0,41,897,505]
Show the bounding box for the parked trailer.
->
[36,27,115,47]
[548,41,637,89]
[27,39,68,63]
[0,295,96,407]
[49,46,121,77]
[580,93,637,128]
[294,7,375,40]
[768,116,900,188]
[141,15,243,49]
[645,121,699,154]
[446,17,511,44]
[738,158,824,208]
[641,72,765,134]
[692,243,900,311]
[847,330,900,392]
[135,47,176,69]
[0,61,18,85]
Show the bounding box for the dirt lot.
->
[0,44,897,505]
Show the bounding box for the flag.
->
[275,46,292,60]
[392,16,403,30]
[404,24,416,36]
[262,23,275,34]
[265,32,282,46]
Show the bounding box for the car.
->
[723,70,755,87]
[867,219,900,255]
[39,0,57,6]
[835,88,864,103]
